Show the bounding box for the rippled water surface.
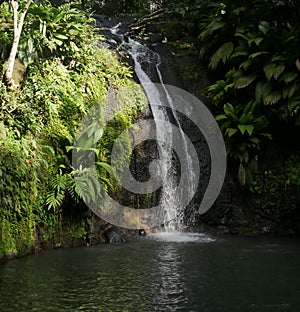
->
[0,234,300,311]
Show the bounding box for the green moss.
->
[0,4,146,259]
[67,222,87,239]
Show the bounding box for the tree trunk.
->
[5,0,32,88]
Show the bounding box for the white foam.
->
[149,232,215,243]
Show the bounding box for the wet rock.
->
[138,229,146,236]
[104,226,128,243]
[146,33,165,44]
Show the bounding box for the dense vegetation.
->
[1,0,300,258]
[0,0,145,258]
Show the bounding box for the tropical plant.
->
[19,2,91,66]
[0,0,146,257]
[215,101,271,184]
[163,0,300,183]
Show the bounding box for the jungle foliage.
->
[158,0,300,218]
[157,0,300,183]
[0,0,144,257]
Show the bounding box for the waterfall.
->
[125,39,197,232]
[96,19,198,232]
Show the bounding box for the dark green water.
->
[0,233,300,311]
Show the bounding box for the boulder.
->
[104,226,128,243]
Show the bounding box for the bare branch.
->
[4,0,33,89]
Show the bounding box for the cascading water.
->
[126,39,196,232]
[96,19,199,234]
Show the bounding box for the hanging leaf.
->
[215,114,228,121]
[226,128,238,137]
[264,63,285,81]
[234,75,257,89]
[261,81,273,98]
[53,11,65,24]
[244,101,256,115]
[52,37,63,46]
[249,137,260,145]
[255,81,264,102]
[282,72,298,83]
[238,124,254,136]
[209,42,234,70]
[249,51,269,59]
[199,19,225,40]
[248,37,263,46]
[271,55,286,62]
[273,63,285,80]
[239,59,252,70]
[263,63,276,81]
[223,103,238,120]
[287,84,300,99]
[96,161,115,178]
[230,49,249,59]
[263,90,282,105]
[258,21,270,35]
[239,111,252,124]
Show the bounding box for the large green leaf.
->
[282,72,298,83]
[260,81,273,99]
[53,11,66,24]
[263,63,285,81]
[96,161,115,178]
[199,18,225,40]
[215,114,228,121]
[226,128,238,137]
[255,81,264,102]
[239,59,252,70]
[223,103,237,120]
[263,90,281,105]
[263,63,276,81]
[239,111,253,124]
[244,101,256,115]
[234,75,257,89]
[258,21,270,35]
[238,124,254,136]
[287,84,300,99]
[209,42,234,70]
[248,51,269,59]
[53,33,69,40]
[248,37,263,46]
[273,63,285,80]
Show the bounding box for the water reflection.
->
[0,237,300,311]
[152,244,188,311]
